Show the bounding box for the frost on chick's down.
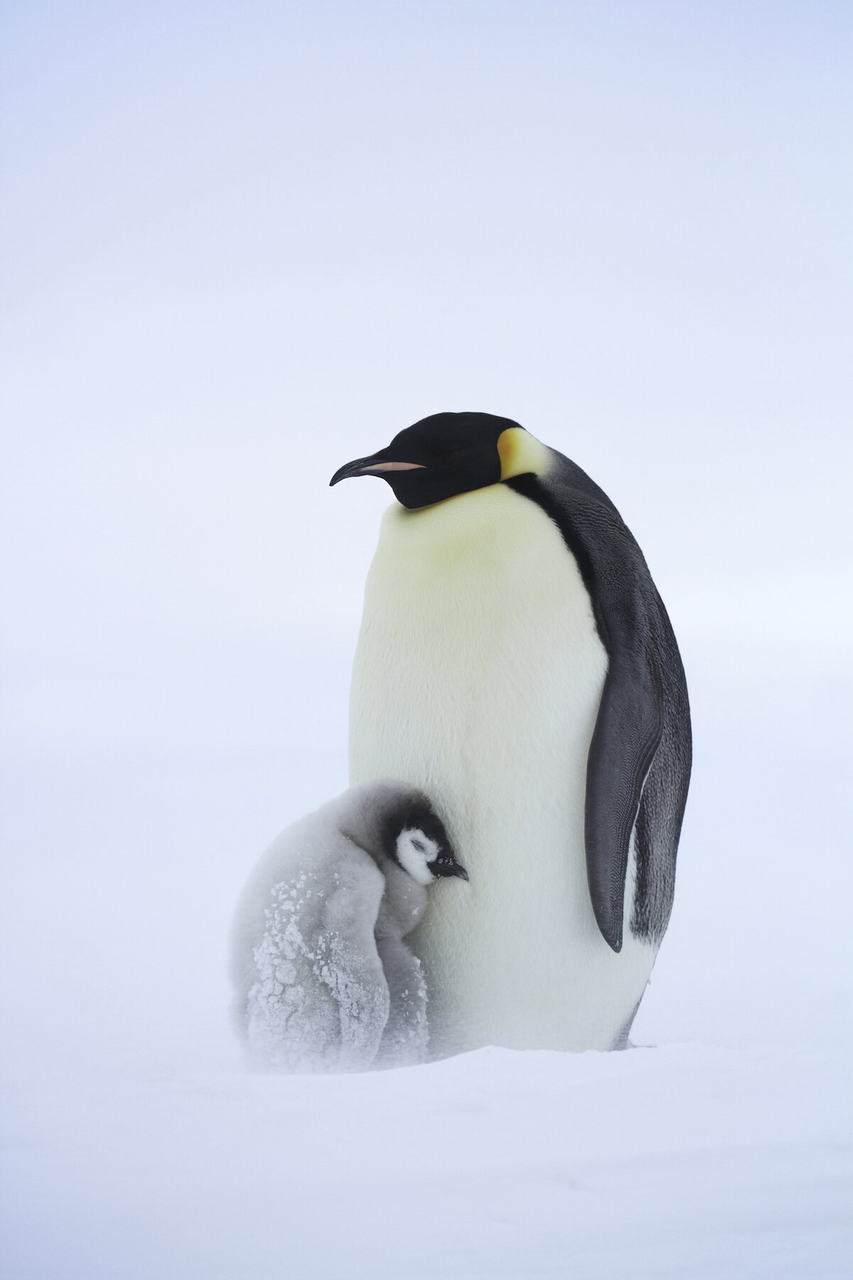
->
[246,868,390,1073]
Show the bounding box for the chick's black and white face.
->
[330,411,548,510]
[395,828,444,885]
[394,827,469,886]
[381,794,469,886]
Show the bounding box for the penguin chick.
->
[229,780,467,1073]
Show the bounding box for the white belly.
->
[349,483,656,1054]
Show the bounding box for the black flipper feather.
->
[508,459,691,952]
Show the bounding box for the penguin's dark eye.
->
[410,837,426,853]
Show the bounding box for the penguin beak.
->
[330,456,426,486]
[427,857,469,881]
[440,861,469,881]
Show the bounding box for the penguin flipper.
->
[315,847,392,1070]
[585,646,663,952]
[373,935,429,1068]
[507,463,685,954]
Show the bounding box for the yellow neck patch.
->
[497,427,550,481]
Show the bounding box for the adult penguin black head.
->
[329,411,550,509]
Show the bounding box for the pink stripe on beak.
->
[359,461,426,472]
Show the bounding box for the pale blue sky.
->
[2,3,849,685]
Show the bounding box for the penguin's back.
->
[349,482,658,1054]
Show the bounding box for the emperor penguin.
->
[230,780,468,1072]
[330,412,691,1056]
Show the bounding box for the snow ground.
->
[2,1045,849,1280]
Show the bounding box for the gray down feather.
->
[230,780,438,1072]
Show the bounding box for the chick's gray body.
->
[230,781,437,1072]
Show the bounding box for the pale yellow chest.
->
[350,482,606,801]
[348,483,653,1054]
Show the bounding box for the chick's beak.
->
[445,862,469,881]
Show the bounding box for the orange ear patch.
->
[497,427,550,480]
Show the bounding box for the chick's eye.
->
[410,837,426,853]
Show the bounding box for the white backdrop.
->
[1,4,851,1277]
